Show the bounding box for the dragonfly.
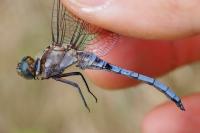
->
[16,0,185,112]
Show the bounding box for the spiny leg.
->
[56,72,97,103]
[53,77,90,112]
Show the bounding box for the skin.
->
[61,0,200,132]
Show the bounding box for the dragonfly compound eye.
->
[16,56,36,79]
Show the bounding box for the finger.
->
[142,93,200,133]
[62,0,200,39]
[85,35,200,89]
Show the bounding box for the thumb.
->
[62,0,200,39]
[142,93,200,133]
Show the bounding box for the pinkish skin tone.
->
[84,34,200,133]
[142,93,200,133]
[61,0,200,132]
[73,0,106,6]
[85,35,200,133]
[85,35,200,89]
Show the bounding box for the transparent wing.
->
[51,0,66,44]
[85,31,120,57]
[51,0,119,56]
[51,0,99,47]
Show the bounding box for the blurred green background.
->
[0,0,200,133]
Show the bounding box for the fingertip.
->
[142,93,200,133]
[62,0,200,39]
[61,0,119,33]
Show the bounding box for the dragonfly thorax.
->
[41,45,78,78]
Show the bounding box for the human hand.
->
[62,0,200,39]
[62,0,200,132]
[87,36,200,133]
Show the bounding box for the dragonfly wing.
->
[65,19,101,50]
[51,0,100,47]
[51,0,119,56]
[51,0,67,44]
[85,30,120,57]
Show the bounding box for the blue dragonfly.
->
[16,0,185,112]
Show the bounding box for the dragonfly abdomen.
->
[77,52,185,111]
[107,64,185,111]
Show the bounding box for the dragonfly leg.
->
[53,77,90,112]
[56,72,97,103]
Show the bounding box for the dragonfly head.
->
[16,56,36,80]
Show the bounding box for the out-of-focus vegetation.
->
[0,0,200,133]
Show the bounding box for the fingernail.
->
[68,0,112,13]
[69,0,107,6]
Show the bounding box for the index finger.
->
[62,0,200,39]
[85,35,200,89]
